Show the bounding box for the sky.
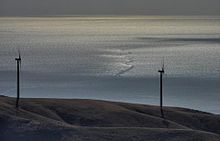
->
[0,0,219,16]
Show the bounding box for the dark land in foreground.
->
[0,95,220,141]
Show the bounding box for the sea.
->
[0,16,219,113]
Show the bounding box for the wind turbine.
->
[15,50,21,109]
[158,59,165,118]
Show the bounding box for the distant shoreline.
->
[0,95,214,114]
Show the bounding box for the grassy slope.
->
[0,96,219,141]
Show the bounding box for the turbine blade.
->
[18,50,21,59]
[19,59,21,69]
[17,49,22,68]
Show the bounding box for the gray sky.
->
[0,0,219,16]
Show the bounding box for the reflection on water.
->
[0,16,220,113]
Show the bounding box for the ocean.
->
[0,16,219,113]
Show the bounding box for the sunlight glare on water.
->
[0,16,220,113]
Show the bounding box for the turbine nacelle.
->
[158,69,164,73]
[15,51,21,61]
[15,58,21,61]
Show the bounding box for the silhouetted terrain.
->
[0,95,219,141]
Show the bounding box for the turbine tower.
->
[15,51,21,109]
[158,59,165,118]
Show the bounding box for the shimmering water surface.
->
[0,16,220,113]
